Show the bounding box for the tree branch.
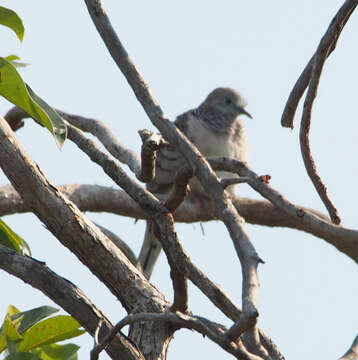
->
[0,115,177,360]
[91,312,264,360]
[0,244,143,360]
[281,0,358,224]
[338,334,358,360]
[4,106,142,176]
[2,182,358,264]
[84,2,265,354]
[299,0,358,225]
[281,0,357,129]
[66,121,264,356]
[207,157,358,264]
[0,116,169,314]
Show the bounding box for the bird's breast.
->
[187,116,249,161]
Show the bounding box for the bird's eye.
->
[225,98,232,105]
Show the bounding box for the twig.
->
[4,106,142,176]
[94,319,104,347]
[281,0,357,128]
[57,110,142,176]
[208,157,358,262]
[137,129,166,183]
[338,334,358,360]
[221,177,251,188]
[4,106,26,131]
[164,166,192,213]
[300,1,358,224]
[91,311,263,360]
[283,0,358,224]
[170,268,189,313]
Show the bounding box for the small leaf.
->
[0,7,24,42]
[4,55,29,68]
[26,86,67,148]
[0,307,23,354]
[40,343,79,360]
[0,219,29,255]
[0,58,67,147]
[4,55,20,62]
[18,316,85,352]
[12,307,59,335]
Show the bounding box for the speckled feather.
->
[148,87,250,195]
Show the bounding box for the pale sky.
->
[1,1,358,359]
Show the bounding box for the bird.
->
[138,87,252,279]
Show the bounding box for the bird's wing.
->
[147,110,194,194]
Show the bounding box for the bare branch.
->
[137,129,167,183]
[221,177,251,188]
[299,2,358,225]
[208,157,358,264]
[170,268,188,313]
[65,119,265,356]
[339,334,358,360]
[2,182,358,264]
[280,0,358,224]
[164,166,192,213]
[0,244,143,360]
[0,116,169,314]
[91,311,264,360]
[4,106,26,131]
[4,106,142,176]
[84,3,264,351]
[281,0,357,128]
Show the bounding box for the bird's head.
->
[203,87,252,119]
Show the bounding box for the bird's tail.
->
[138,221,162,279]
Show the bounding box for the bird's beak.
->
[238,107,252,119]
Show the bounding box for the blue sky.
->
[1,1,357,359]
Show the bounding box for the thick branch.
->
[1,183,358,264]
[92,312,264,360]
[84,2,264,353]
[0,244,143,360]
[66,122,260,357]
[0,116,169,314]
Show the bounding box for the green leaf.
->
[5,352,42,360]
[26,86,67,148]
[0,307,23,354]
[4,55,29,68]
[0,219,29,255]
[0,57,67,148]
[18,316,85,352]
[12,307,59,335]
[0,7,24,42]
[4,55,20,62]
[6,337,20,354]
[40,343,79,360]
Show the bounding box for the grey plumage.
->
[139,87,252,279]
